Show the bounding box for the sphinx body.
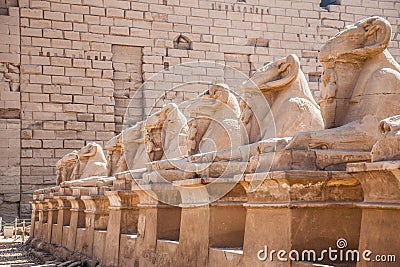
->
[288,17,400,155]
[145,103,188,161]
[185,83,244,155]
[240,54,324,142]
[105,133,128,176]
[104,121,149,175]
[151,56,326,180]
[319,17,400,128]
[277,16,400,171]
[122,121,147,170]
[55,151,78,185]
[71,142,108,179]
[372,115,400,162]
[190,55,325,166]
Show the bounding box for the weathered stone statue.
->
[122,121,147,170]
[190,55,325,165]
[71,142,108,179]
[372,115,400,162]
[186,83,244,154]
[288,16,400,153]
[105,133,127,176]
[240,54,324,142]
[145,130,161,162]
[97,120,149,176]
[186,119,198,156]
[55,151,78,185]
[239,98,253,141]
[320,16,400,128]
[145,103,188,161]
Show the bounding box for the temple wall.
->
[0,6,20,221]
[0,0,399,218]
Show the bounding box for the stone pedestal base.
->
[348,161,400,267]
[242,171,363,267]
[119,234,138,267]
[208,248,243,266]
[175,205,209,267]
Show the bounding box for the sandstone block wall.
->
[0,6,20,220]
[0,0,17,15]
[0,0,399,219]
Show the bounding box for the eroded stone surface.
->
[105,134,127,177]
[71,142,108,180]
[186,83,243,154]
[280,17,400,171]
[55,151,78,185]
[372,115,400,162]
[145,103,188,161]
[122,121,147,171]
[241,54,324,140]
[289,17,400,151]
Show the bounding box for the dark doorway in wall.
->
[112,45,143,133]
[320,0,340,7]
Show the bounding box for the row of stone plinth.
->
[30,160,400,267]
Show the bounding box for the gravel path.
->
[0,243,41,266]
[0,241,92,267]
